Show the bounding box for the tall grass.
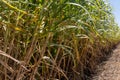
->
[0,0,120,80]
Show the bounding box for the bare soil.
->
[92,44,120,80]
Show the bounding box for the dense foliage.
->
[0,0,120,80]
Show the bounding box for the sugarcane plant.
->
[0,0,120,80]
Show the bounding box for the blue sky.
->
[109,0,120,26]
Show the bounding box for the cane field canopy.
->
[0,0,120,80]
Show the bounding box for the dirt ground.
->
[92,44,120,80]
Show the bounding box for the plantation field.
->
[0,0,120,80]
